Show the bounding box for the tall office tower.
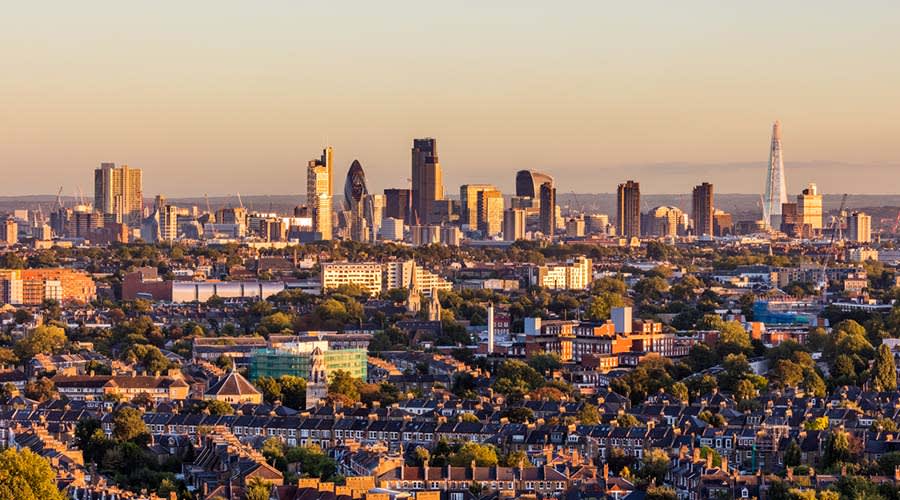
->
[515,169,554,212]
[691,182,714,236]
[94,163,143,225]
[477,188,504,236]
[763,120,788,228]
[2,219,17,245]
[384,188,411,224]
[586,214,610,235]
[539,181,556,238]
[616,180,641,239]
[503,208,526,241]
[411,138,443,225]
[459,184,494,229]
[369,194,385,241]
[307,147,334,240]
[343,160,372,242]
[847,212,872,243]
[779,202,800,237]
[797,182,823,232]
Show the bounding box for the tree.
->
[734,379,757,403]
[576,403,601,425]
[449,443,499,467]
[716,321,752,356]
[206,400,234,416]
[121,344,172,374]
[501,450,528,467]
[279,375,307,410]
[687,344,719,372]
[871,344,897,391]
[669,382,689,403]
[260,312,294,334]
[527,353,562,374]
[214,354,234,371]
[14,325,67,359]
[255,376,283,403]
[112,407,149,444]
[823,429,856,468]
[772,359,804,389]
[0,447,65,500]
[24,377,56,401]
[284,445,339,481]
[803,417,829,431]
[328,370,362,402]
[784,439,802,467]
[587,292,625,321]
[638,448,670,486]
[500,407,534,424]
[616,413,641,428]
[246,477,272,500]
[646,486,677,500]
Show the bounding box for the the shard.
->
[763,120,788,228]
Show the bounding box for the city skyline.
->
[3,2,900,197]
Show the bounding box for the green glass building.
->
[249,347,367,381]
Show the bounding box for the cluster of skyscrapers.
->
[1,121,876,248]
[303,138,567,244]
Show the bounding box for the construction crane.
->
[820,193,849,304]
[569,190,583,217]
[828,193,848,245]
[55,187,64,209]
[204,193,213,215]
[236,192,244,210]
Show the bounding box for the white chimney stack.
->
[487,303,495,354]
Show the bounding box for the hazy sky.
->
[2,1,899,197]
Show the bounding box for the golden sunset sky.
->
[2,1,899,196]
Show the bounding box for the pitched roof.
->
[205,371,261,397]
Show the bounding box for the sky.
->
[2,1,899,197]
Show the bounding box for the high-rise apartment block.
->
[0,269,96,305]
[411,138,443,225]
[847,212,872,243]
[798,183,823,231]
[692,182,714,236]
[307,147,334,240]
[617,180,641,239]
[2,219,17,245]
[528,256,593,290]
[321,260,451,297]
[94,163,143,225]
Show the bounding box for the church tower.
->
[305,347,328,408]
[427,288,442,321]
